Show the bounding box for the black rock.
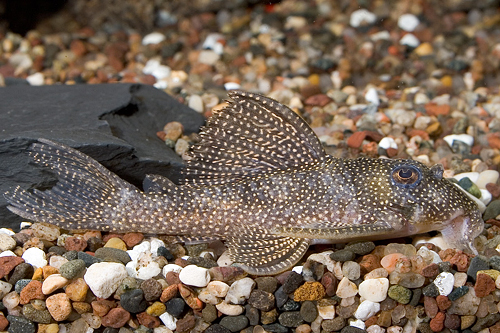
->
[245,305,260,326]
[448,286,469,301]
[120,289,148,313]
[157,246,174,261]
[8,263,34,285]
[330,249,356,262]
[422,283,439,297]
[248,289,275,311]
[341,326,367,333]
[278,311,304,328]
[467,256,490,281]
[262,323,288,333]
[254,277,278,293]
[219,315,249,332]
[279,299,300,312]
[165,298,186,318]
[205,324,232,333]
[274,286,288,308]
[282,271,303,294]
[7,315,36,333]
[0,83,205,231]
[47,246,66,256]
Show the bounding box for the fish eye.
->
[391,165,422,188]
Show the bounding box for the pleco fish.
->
[5,91,483,275]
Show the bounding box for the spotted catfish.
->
[5,91,483,275]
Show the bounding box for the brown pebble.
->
[294,282,326,301]
[137,312,160,329]
[102,233,123,242]
[460,315,476,330]
[296,324,312,333]
[444,313,460,330]
[489,321,500,333]
[320,272,337,297]
[20,280,44,304]
[474,273,496,297]
[377,311,392,327]
[73,301,92,314]
[429,312,445,332]
[487,133,500,149]
[359,254,381,274]
[424,296,438,318]
[425,103,450,116]
[64,236,87,252]
[0,256,24,279]
[160,284,178,303]
[436,295,451,311]
[42,265,59,279]
[122,233,144,248]
[176,314,196,332]
[0,314,8,331]
[365,316,378,327]
[91,300,116,317]
[163,121,184,141]
[421,263,440,278]
[448,251,470,272]
[208,266,245,283]
[165,271,181,285]
[101,307,131,328]
[304,94,332,107]
[486,183,500,198]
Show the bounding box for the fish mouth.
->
[439,210,483,255]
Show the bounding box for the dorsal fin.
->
[180,90,326,186]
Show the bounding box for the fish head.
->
[349,157,483,253]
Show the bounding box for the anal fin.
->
[226,233,310,275]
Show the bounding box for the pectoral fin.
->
[226,233,310,275]
[273,224,395,240]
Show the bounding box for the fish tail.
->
[4,139,145,232]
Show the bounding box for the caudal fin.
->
[4,139,143,232]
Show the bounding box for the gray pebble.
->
[220,315,249,332]
[300,301,318,323]
[202,304,217,323]
[341,326,367,333]
[489,256,500,271]
[279,299,300,312]
[345,241,375,255]
[422,283,439,297]
[14,279,32,293]
[205,324,232,333]
[248,289,275,311]
[8,263,34,285]
[467,256,489,281]
[330,249,355,262]
[22,304,51,324]
[59,259,86,279]
[254,277,278,293]
[274,286,288,308]
[262,323,288,333]
[471,313,500,332]
[322,317,346,331]
[245,305,259,326]
[77,251,101,266]
[6,315,36,333]
[63,250,78,261]
[282,271,303,294]
[278,311,304,328]
[94,247,131,265]
[483,200,500,220]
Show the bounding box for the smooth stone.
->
[358,278,388,302]
[120,289,148,314]
[336,277,358,298]
[178,265,210,287]
[83,262,127,299]
[225,277,255,305]
[354,300,380,321]
[278,311,304,328]
[165,298,186,318]
[220,315,249,332]
[398,13,420,32]
[476,170,500,189]
[350,9,376,27]
[342,261,361,281]
[22,247,47,269]
[41,274,69,295]
[216,302,244,316]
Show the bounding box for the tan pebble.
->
[42,274,69,295]
[294,282,326,301]
[216,301,244,316]
[31,223,60,242]
[146,301,166,316]
[104,237,127,251]
[42,266,59,279]
[414,42,433,56]
[0,233,16,252]
[45,323,59,333]
[72,301,92,314]
[207,281,230,297]
[2,291,20,310]
[163,121,184,141]
[46,293,72,321]
[461,315,476,330]
[336,277,358,298]
[81,312,102,329]
[296,323,312,333]
[65,278,89,302]
[48,255,68,270]
[198,289,221,305]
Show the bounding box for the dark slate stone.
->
[0,83,205,230]
[467,256,490,281]
[278,311,304,327]
[7,315,36,333]
[219,315,249,332]
[261,323,288,333]
[205,324,232,333]
[8,263,34,285]
[77,251,102,267]
[422,283,439,297]
[274,286,288,308]
[157,246,174,261]
[448,286,469,301]
[120,289,148,313]
[94,247,131,265]
[282,271,303,294]
[341,326,367,333]
[165,298,187,318]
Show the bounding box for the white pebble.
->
[198,289,221,305]
[350,9,376,27]
[414,92,430,104]
[379,137,397,150]
[285,16,308,30]
[143,59,171,80]
[126,259,161,280]
[159,311,177,330]
[364,87,380,105]
[26,72,44,86]
[150,238,166,256]
[400,33,420,47]
[0,251,16,257]
[216,301,244,316]
[0,281,12,299]
[178,265,210,287]
[350,319,366,330]
[454,272,468,287]
[217,251,233,267]
[480,189,492,205]
[49,255,69,270]
[224,82,241,90]
[188,95,204,113]
[2,291,19,310]
[444,134,474,148]
[225,277,255,304]
[398,14,420,32]
[318,303,335,319]
[370,31,391,41]
[84,262,128,299]
[307,251,335,272]
[336,277,358,298]
[367,325,386,333]
[22,247,47,268]
[198,50,220,66]
[476,170,500,189]
[434,272,454,296]
[207,281,230,297]
[142,32,166,45]
[292,266,303,274]
[202,33,225,53]
[0,228,15,236]
[162,264,183,277]
[0,233,16,252]
[358,278,389,302]
[154,327,174,333]
[355,300,380,321]
[416,246,442,264]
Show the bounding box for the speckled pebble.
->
[120,289,148,313]
[279,311,304,328]
[345,241,376,255]
[46,292,72,321]
[248,289,275,311]
[294,281,326,301]
[220,315,249,332]
[59,259,86,279]
[330,249,356,262]
[300,301,318,323]
[140,278,163,301]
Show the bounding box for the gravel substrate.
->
[3,0,500,332]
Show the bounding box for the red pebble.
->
[474,273,496,297]
[137,312,160,328]
[101,307,131,328]
[19,280,44,304]
[436,295,451,311]
[0,256,24,279]
[429,312,445,332]
[424,296,438,318]
[64,236,87,251]
[0,314,8,331]
[421,263,440,278]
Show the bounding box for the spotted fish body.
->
[5,91,483,275]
